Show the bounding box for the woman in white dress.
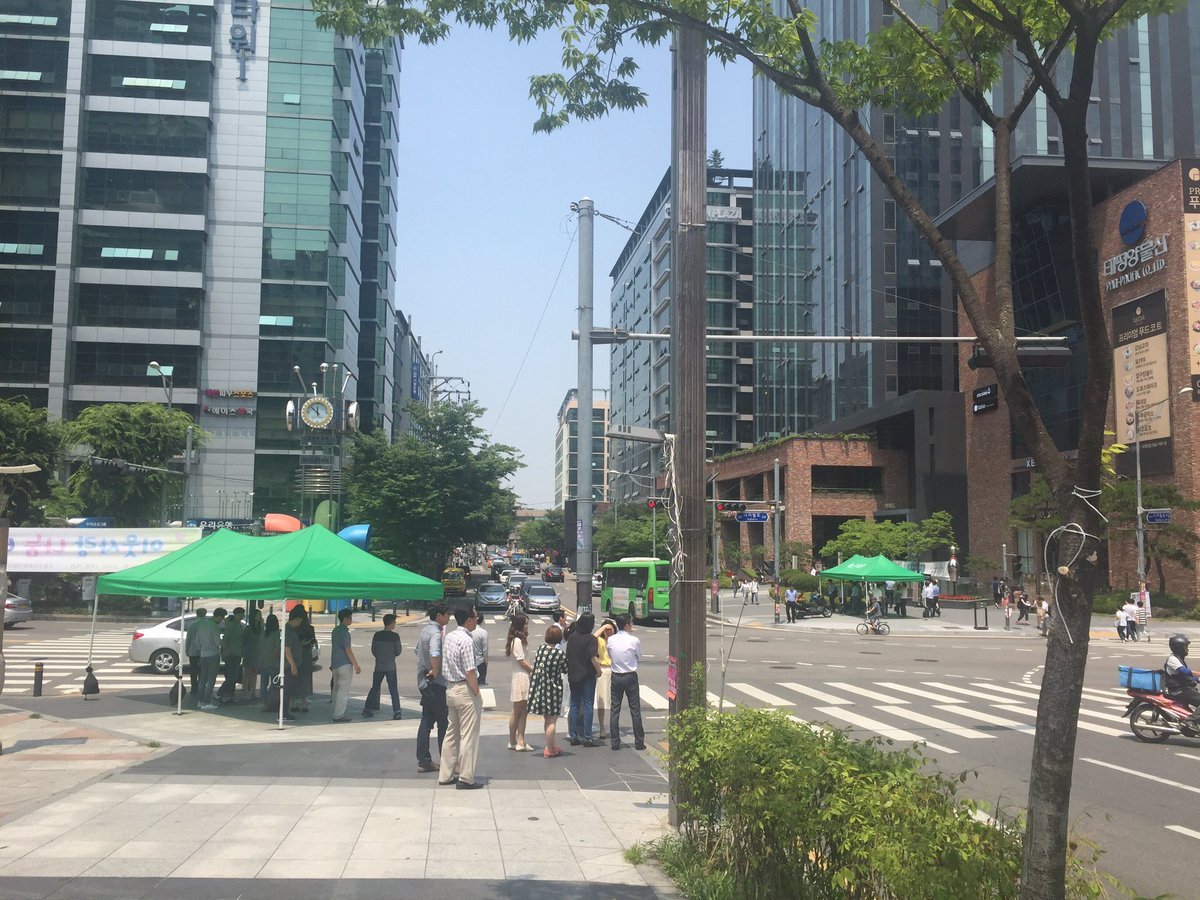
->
[507,614,534,751]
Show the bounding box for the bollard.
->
[33,661,44,697]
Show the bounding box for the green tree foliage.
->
[820,511,957,561]
[313,0,1184,892]
[63,403,200,526]
[0,399,64,523]
[345,402,521,578]
[518,507,564,556]
[593,503,670,562]
[1010,475,1061,534]
[1101,481,1200,595]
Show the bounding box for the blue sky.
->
[396,28,754,507]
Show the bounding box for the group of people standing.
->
[1116,596,1149,642]
[413,601,648,789]
[185,605,273,710]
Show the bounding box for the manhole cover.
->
[770,665,795,670]
[914,658,939,663]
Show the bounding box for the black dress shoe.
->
[392,713,403,720]
[582,740,600,748]
[417,763,438,773]
[569,739,581,746]
[362,709,375,718]
[438,777,459,785]
[611,743,622,751]
[634,743,647,750]
[456,780,483,790]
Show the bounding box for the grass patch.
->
[623,843,647,866]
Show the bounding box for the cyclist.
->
[866,594,883,633]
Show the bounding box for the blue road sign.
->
[735,511,770,523]
[1145,509,1172,525]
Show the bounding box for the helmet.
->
[1169,634,1190,658]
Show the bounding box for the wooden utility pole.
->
[667,23,707,826]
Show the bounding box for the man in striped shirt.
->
[438,606,484,790]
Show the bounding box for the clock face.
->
[301,396,334,429]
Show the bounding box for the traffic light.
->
[716,502,747,512]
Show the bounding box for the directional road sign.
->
[1145,508,1173,525]
[735,511,770,523]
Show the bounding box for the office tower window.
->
[87,55,211,101]
[90,1,214,46]
[0,96,65,148]
[81,169,207,215]
[77,226,204,270]
[84,111,208,157]
[74,284,202,329]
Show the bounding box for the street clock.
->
[300,396,334,429]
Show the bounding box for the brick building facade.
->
[959,158,1200,597]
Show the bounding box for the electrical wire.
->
[488,224,578,436]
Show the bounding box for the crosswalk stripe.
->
[875,682,965,704]
[705,691,735,710]
[639,687,670,710]
[726,683,791,706]
[992,704,1125,736]
[777,682,853,706]
[480,688,496,710]
[934,704,1035,734]
[1166,825,1200,841]
[1080,686,1129,701]
[826,682,910,705]
[813,706,957,755]
[875,706,995,740]
[972,683,1041,702]
[921,682,1002,703]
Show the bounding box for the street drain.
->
[914,658,939,663]
[859,651,881,656]
[770,665,795,670]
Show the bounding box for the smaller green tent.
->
[97,524,443,600]
[821,554,924,583]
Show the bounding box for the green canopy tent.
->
[97,525,443,725]
[820,554,925,583]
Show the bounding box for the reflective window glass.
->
[87,54,212,101]
[77,226,204,271]
[263,173,333,227]
[74,283,202,329]
[0,96,65,148]
[0,38,69,91]
[81,169,207,214]
[0,0,69,35]
[84,111,208,157]
[0,269,53,323]
[267,62,333,117]
[0,210,56,262]
[262,228,328,281]
[72,341,199,386]
[0,152,61,205]
[0,328,50,380]
[265,117,332,172]
[90,1,214,45]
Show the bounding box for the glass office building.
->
[0,0,412,521]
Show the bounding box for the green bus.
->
[601,557,671,624]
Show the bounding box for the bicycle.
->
[856,618,890,636]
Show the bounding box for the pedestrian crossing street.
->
[2,630,153,696]
[686,676,1133,755]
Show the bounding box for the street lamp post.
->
[147,362,175,526]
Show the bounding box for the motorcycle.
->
[1124,688,1200,743]
[505,593,524,620]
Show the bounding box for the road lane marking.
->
[777,682,853,706]
[826,682,910,704]
[1166,825,1200,840]
[1083,759,1200,797]
[813,706,956,755]
[876,683,965,704]
[726,683,791,706]
[992,704,1125,736]
[1176,752,1200,763]
[875,706,994,740]
[638,687,670,710]
[934,705,1035,734]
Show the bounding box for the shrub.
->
[778,569,820,591]
[663,670,1118,899]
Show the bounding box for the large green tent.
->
[820,554,924,582]
[96,524,443,601]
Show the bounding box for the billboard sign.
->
[1112,290,1172,476]
[6,528,203,573]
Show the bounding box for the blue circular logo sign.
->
[1119,200,1148,245]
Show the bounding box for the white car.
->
[499,568,519,585]
[129,613,320,675]
[3,593,32,628]
[591,573,603,596]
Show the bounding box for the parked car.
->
[543,565,564,583]
[474,581,508,612]
[129,613,319,675]
[591,572,603,596]
[523,583,560,614]
[3,593,32,629]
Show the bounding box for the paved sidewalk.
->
[0,694,676,899]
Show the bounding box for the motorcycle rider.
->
[1165,634,1200,722]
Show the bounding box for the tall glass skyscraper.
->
[0,0,409,520]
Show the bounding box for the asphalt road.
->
[3,585,1193,896]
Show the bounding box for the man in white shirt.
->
[1121,598,1140,642]
[438,606,484,790]
[472,608,490,684]
[606,614,646,751]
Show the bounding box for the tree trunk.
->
[1154,555,1167,597]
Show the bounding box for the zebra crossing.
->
[2,630,138,696]
[668,676,1133,753]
